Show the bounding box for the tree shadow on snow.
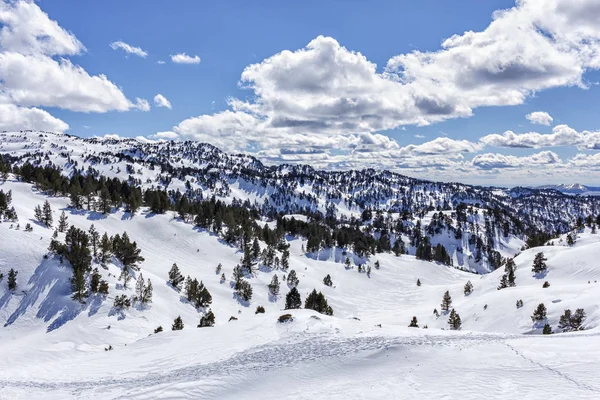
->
[87,211,108,221]
[4,258,85,332]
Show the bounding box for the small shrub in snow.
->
[113,295,131,309]
[516,299,524,309]
[255,305,265,314]
[542,281,550,288]
[542,324,553,335]
[323,274,332,287]
[7,268,17,291]
[408,316,419,328]
[278,314,293,323]
[154,326,163,334]
[198,311,216,327]
[172,316,184,331]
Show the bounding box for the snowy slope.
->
[2,176,600,399]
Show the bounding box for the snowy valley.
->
[1,131,600,399]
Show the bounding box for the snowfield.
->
[1,178,600,399]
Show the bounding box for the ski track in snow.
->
[1,331,599,399]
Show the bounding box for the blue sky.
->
[2,0,600,185]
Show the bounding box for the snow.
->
[2,176,600,398]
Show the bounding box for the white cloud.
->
[526,111,553,125]
[0,103,69,132]
[133,98,150,112]
[152,131,178,139]
[171,53,201,64]
[0,0,145,132]
[0,0,83,56]
[110,41,148,58]
[472,151,561,169]
[480,124,600,149]
[157,60,165,65]
[153,94,172,109]
[402,137,481,156]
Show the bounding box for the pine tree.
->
[236,279,253,301]
[304,289,333,315]
[136,273,146,302]
[408,316,419,328]
[558,308,586,332]
[42,200,53,227]
[287,269,299,288]
[516,299,524,309]
[281,248,290,270]
[120,268,132,289]
[323,274,333,287]
[71,268,87,302]
[416,279,421,287]
[168,263,184,290]
[252,238,261,260]
[113,294,131,309]
[232,264,244,288]
[215,263,222,275]
[88,224,99,258]
[441,290,452,312]
[99,232,112,264]
[285,287,302,309]
[90,268,101,293]
[448,309,461,330]
[58,211,68,232]
[531,303,547,322]
[268,275,280,296]
[542,323,553,334]
[464,280,473,295]
[172,316,184,331]
[98,280,109,295]
[7,268,17,291]
[532,252,548,274]
[34,205,43,223]
[345,257,351,269]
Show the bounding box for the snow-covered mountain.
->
[1,131,600,399]
[536,183,600,195]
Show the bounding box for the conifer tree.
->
[323,274,333,287]
[136,273,146,302]
[90,268,102,293]
[236,279,253,301]
[543,323,553,334]
[441,290,452,312]
[408,316,419,328]
[281,248,290,270]
[7,268,17,291]
[42,200,53,227]
[88,224,99,257]
[285,287,302,309]
[168,263,184,290]
[172,316,184,331]
[304,289,333,315]
[416,279,421,287]
[99,232,112,264]
[531,303,547,322]
[532,252,548,274]
[71,268,87,302]
[98,279,109,295]
[268,275,280,296]
[448,309,461,330]
[58,211,68,233]
[464,280,473,295]
[287,269,299,288]
[252,237,261,260]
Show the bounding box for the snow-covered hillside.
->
[1,175,600,399]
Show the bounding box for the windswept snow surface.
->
[1,178,600,399]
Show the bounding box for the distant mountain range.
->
[535,183,600,195]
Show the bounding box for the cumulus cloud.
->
[480,124,600,149]
[133,98,150,112]
[472,151,561,169]
[0,103,69,132]
[526,111,553,125]
[110,41,148,58]
[0,0,145,132]
[171,53,201,64]
[160,0,600,175]
[153,94,172,109]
